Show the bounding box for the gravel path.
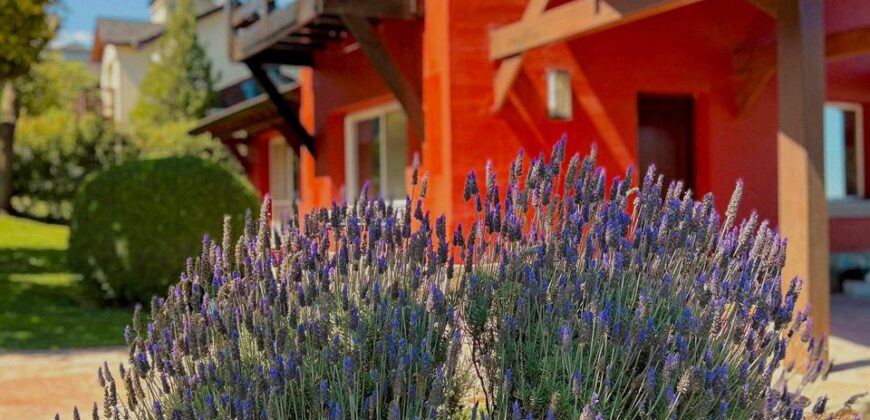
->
[0,347,126,419]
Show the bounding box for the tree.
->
[0,0,56,212]
[131,0,216,125]
[18,51,97,115]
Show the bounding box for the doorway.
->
[637,94,695,190]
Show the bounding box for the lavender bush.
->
[72,140,832,419]
[459,142,825,419]
[83,185,469,419]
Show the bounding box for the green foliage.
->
[68,156,259,304]
[0,0,56,81]
[17,51,98,115]
[12,110,136,221]
[130,118,242,172]
[131,0,216,125]
[0,215,131,350]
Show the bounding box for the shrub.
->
[83,194,469,419]
[130,119,241,173]
[461,143,823,419]
[68,156,259,304]
[76,141,831,419]
[12,110,136,222]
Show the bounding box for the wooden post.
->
[776,0,829,365]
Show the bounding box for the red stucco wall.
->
[243,0,870,252]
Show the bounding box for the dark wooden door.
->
[637,95,695,190]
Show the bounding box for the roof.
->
[91,4,223,62]
[190,83,301,141]
[94,18,164,46]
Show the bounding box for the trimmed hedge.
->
[68,156,259,304]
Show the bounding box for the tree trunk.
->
[0,80,18,213]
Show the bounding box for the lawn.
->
[0,215,132,350]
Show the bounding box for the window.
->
[269,138,299,225]
[824,102,864,200]
[344,103,409,204]
[637,94,695,190]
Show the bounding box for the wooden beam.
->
[775,0,829,366]
[734,66,775,116]
[321,0,422,19]
[222,139,252,172]
[340,14,425,141]
[492,0,551,112]
[746,0,777,17]
[734,24,870,114]
[489,0,701,61]
[736,25,870,72]
[245,59,316,153]
[826,25,870,61]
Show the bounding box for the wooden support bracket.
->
[492,0,551,112]
[245,59,316,153]
[340,13,425,141]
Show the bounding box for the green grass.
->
[0,214,132,350]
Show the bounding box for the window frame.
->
[343,101,404,203]
[825,101,868,218]
[825,101,865,199]
[268,136,298,223]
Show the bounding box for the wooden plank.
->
[775,0,829,366]
[230,0,262,29]
[340,14,425,141]
[492,0,551,112]
[489,0,701,60]
[245,60,316,153]
[233,0,319,61]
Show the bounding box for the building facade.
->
[193,0,870,346]
[91,0,253,123]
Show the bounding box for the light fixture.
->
[547,69,573,120]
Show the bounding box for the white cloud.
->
[51,30,94,48]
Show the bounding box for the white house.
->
[91,0,251,124]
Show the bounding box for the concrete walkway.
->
[796,294,870,416]
[0,347,126,419]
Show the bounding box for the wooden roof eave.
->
[190,83,302,142]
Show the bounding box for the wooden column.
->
[776,0,829,364]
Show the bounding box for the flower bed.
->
[73,141,830,419]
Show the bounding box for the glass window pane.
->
[844,110,859,196]
[384,110,408,201]
[270,140,296,224]
[356,117,381,199]
[825,105,848,199]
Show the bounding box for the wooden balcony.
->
[227,0,423,65]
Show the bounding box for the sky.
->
[53,0,151,47]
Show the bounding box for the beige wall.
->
[198,10,250,89]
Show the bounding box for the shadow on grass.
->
[0,248,68,274]
[0,248,132,351]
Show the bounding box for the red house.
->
[192,0,870,348]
